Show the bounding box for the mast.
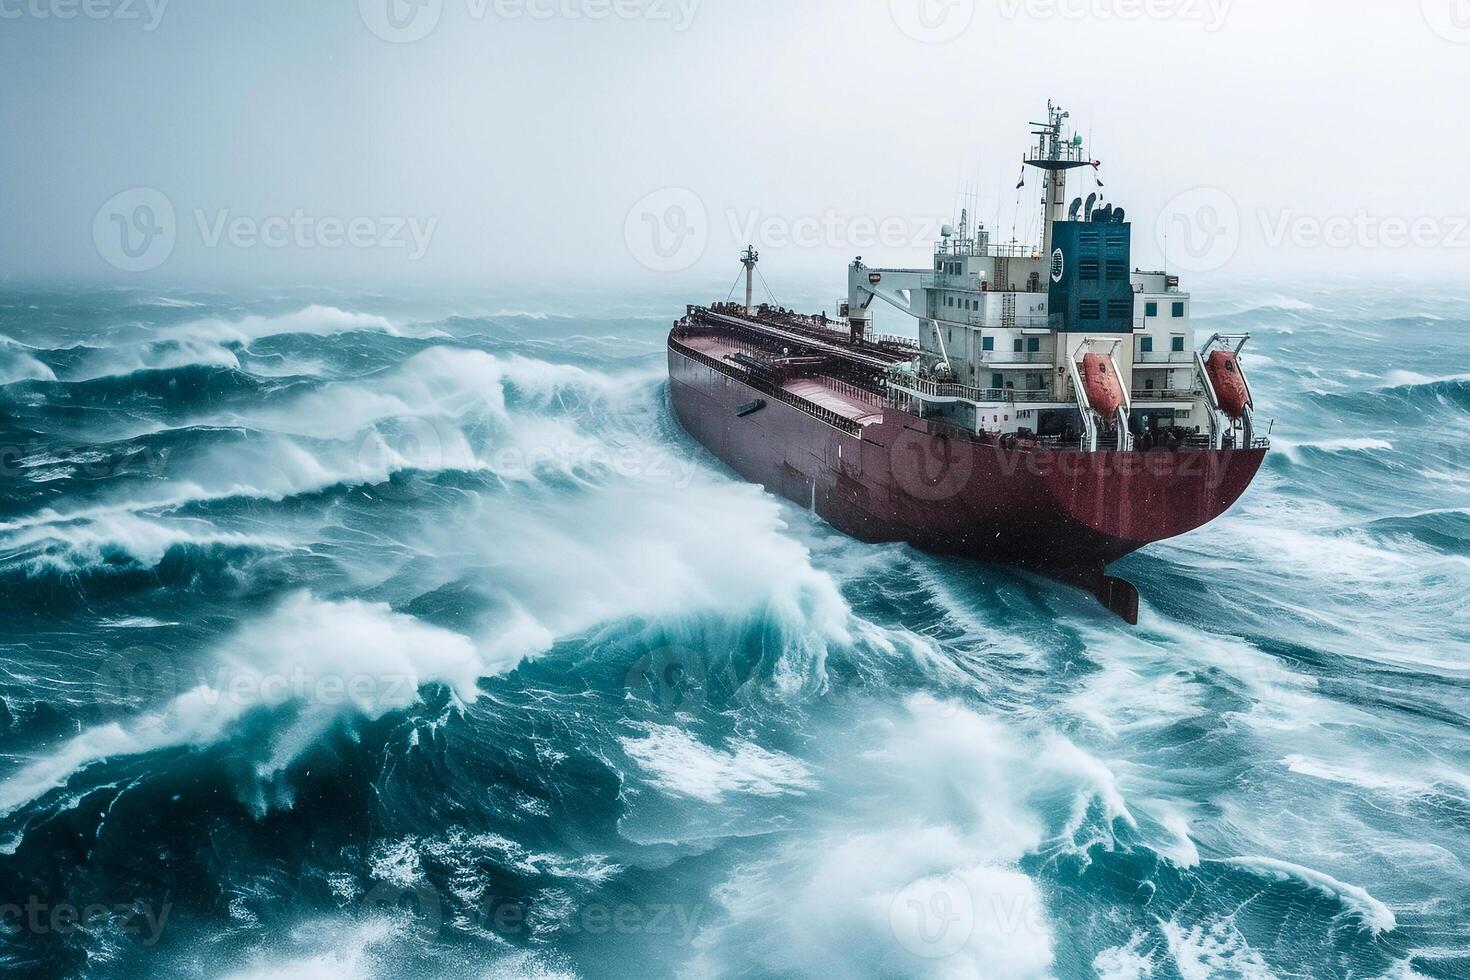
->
[1025,102,1093,255]
[741,245,760,315]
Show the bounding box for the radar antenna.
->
[1025,101,1095,254]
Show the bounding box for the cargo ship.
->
[667,104,1268,623]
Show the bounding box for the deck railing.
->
[670,335,863,436]
[1132,388,1202,401]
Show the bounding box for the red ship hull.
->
[669,341,1265,622]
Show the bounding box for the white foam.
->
[1273,436,1394,464]
[137,296,206,309]
[424,477,853,694]
[1382,369,1470,389]
[1,513,293,572]
[0,593,488,819]
[60,306,402,382]
[1160,916,1277,980]
[0,428,487,535]
[230,346,650,440]
[1284,754,1470,800]
[620,725,813,803]
[1216,856,1397,934]
[159,305,398,346]
[218,915,402,980]
[0,344,57,384]
[69,337,243,380]
[1093,930,1156,980]
[1262,295,1315,311]
[693,696,1162,978]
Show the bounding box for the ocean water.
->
[0,281,1466,979]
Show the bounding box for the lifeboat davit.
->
[1079,353,1125,417]
[1205,350,1250,420]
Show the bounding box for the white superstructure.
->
[839,103,1259,452]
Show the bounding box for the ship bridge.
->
[840,102,1266,454]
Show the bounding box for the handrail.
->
[886,372,1014,404]
[1134,351,1196,364]
[1132,388,1202,401]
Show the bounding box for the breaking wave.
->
[0,286,1463,979]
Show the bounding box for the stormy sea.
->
[0,280,1466,980]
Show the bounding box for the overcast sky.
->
[2,0,1467,291]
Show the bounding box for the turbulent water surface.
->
[0,282,1466,979]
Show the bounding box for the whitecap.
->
[619,725,814,803]
[1215,855,1396,934]
[0,592,488,820]
[1160,916,1276,980]
[1094,930,1156,980]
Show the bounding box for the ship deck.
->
[677,334,886,427]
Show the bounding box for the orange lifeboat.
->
[1205,350,1250,420]
[1079,353,1125,417]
